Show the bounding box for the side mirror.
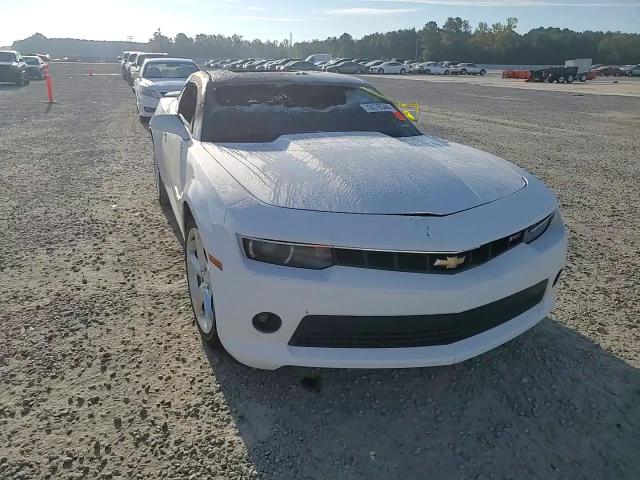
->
[150,114,191,141]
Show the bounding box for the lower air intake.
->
[289,281,547,348]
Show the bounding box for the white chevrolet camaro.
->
[149,70,567,370]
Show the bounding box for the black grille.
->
[334,229,524,274]
[288,280,547,348]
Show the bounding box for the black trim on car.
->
[288,280,548,348]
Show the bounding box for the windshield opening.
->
[143,62,198,79]
[24,57,40,65]
[203,84,421,143]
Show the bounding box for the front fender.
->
[180,144,249,268]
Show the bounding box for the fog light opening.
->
[252,312,282,333]
[553,269,563,287]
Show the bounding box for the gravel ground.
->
[0,64,639,480]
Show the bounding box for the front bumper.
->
[137,93,160,117]
[210,215,567,370]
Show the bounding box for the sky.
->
[1,0,638,47]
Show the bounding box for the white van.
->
[305,54,333,64]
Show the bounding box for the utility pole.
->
[126,35,133,48]
[289,32,293,57]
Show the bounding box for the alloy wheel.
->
[186,227,216,335]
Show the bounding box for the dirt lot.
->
[1,63,639,480]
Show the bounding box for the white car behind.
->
[134,58,199,121]
[372,61,407,74]
[417,62,450,75]
[450,63,487,75]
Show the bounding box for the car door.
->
[162,81,197,210]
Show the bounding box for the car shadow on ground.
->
[204,319,640,479]
[159,199,184,245]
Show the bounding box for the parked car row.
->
[120,51,172,85]
[201,56,488,76]
[205,58,321,72]
[0,50,48,86]
[120,51,200,122]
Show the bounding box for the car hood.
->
[139,78,188,92]
[205,132,527,215]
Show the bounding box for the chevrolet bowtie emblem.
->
[434,256,466,269]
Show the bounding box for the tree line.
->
[12,18,640,65]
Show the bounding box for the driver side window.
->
[178,82,198,131]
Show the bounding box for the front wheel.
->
[460,69,467,75]
[444,70,450,75]
[400,68,406,74]
[378,68,384,74]
[579,73,587,82]
[424,69,430,74]
[480,69,486,76]
[185,219,219,346]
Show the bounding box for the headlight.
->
[524,213,554,243]
[139,86,160,98]
[241,237,334,270]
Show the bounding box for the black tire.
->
[378,68,384,74]
[566,75,574,83]
[444,70,450,75]
[558,76,565,84]
[15,73,25,86]
[480,69,486,76]
[425,69,431,74]
[579,74,587,82]
[356,69,363,74]
[400,68,406,74]
[460,69,467,75]
[184,217,220,346]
